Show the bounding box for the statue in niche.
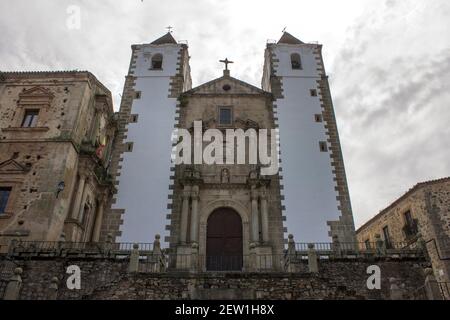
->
[249,170,258,180]
[221,168,230,183]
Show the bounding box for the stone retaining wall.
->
[0,256,429,300]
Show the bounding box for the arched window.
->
[151,54,163,69]
[291,53,302,70]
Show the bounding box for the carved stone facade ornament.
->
[167,69,285,271]
[221,168,230,183]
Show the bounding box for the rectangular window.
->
[314,114,323,122]
[382,226,392,248]
[21,109,39,128]
[130,114,139,123]
[319,141,328,152]
[125,142,134,152]
[310,89,318,97]
[403,210,418,238]
[219,107,232,125]
[0,187,12,213]
[404,210,413,227]
[134,91,141,99]
[364,240,371,250]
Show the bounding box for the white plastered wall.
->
[272,44,341,242]
[113,43,182,243]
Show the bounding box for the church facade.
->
[107,31,356,270]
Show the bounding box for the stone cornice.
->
[0,70,113,100]
[2,127,50,132]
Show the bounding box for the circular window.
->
[222,84,231,91]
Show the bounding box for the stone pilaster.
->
[92,192,108,242]
[260,187,269,243]
[71,171,87,220]
[180,186,191,244]
[190,185,199,243]
[251,187,260,243]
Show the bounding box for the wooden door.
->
[206,208,243,271]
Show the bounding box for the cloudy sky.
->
[1,0,449,237]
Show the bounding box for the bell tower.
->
[262,32,356,243]
[104,32,192,242]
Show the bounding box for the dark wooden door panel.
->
[206,208,243,271]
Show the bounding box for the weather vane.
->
[166,26,173,33]
[219,58,234,71]
[282,26,287,33]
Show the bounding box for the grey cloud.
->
[328,0,450,227]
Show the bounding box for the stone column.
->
[103,233,113,257]
[71,172,87,220]
[260,190,269,243]
[191,242,199,273]
[190,185,200,243]
[153,234,162,273]
[251,188,260,243]
[92,194,107,242]
[332,235,342,258]
[76,181,90,222]
[128,243,140,273]
[287,234,296,255]
[180,186,191,244]
[307,244,319,273]
[287,234,296,273]
[389,278,405,300]
[249,242,257,272]
[48,277,59,300]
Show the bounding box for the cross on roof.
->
[166,26,173,33]
[219,58,234,71]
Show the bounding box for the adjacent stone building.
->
[356,177,450,296]
[0,71,116,247]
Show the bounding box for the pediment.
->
[0,159,30,174]
[19,86,54,98]
[18,86,54,105]
[184,76,269,96]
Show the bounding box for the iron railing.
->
[294,241,422,254]
[4,240,424,261]
[7,240,155,257]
